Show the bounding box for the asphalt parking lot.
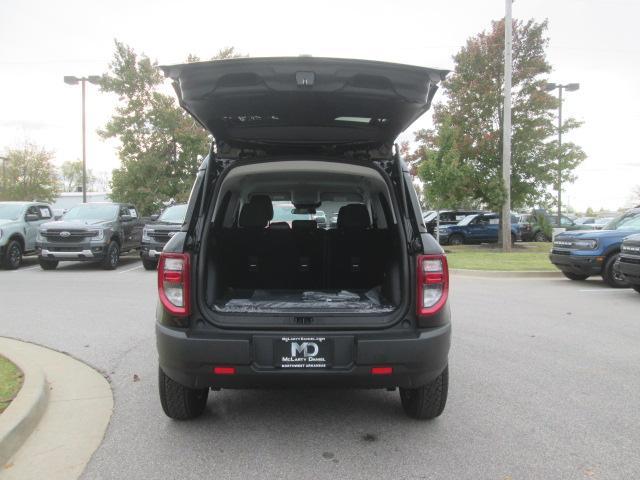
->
[1,257,639,480]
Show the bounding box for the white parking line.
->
[14,265,40,272]
[118,264,143,274]
[578,289,632,293]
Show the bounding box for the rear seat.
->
[292,220,324,289]
[221,195,274,289]
[222,199,387,292]
[328,204,387,290]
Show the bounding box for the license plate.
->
[274,336,333,369]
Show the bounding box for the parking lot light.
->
[545,82,580,226]
[63,74,102,203]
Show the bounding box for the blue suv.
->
[549,207,640,287]
[438,212,521,245]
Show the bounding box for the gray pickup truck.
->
[0,201,55,269]
[37,202,143,270]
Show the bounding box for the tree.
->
[585,207,595,217]
[0,143,59,202]
[59,159,97,192]
[632,186,640,206]
[413,19,586,213]
[99,41,243,215]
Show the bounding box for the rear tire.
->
[449,234,464,246]
[39,258,59,270]
[2,240,23,270]
[102,241,120,270]
[602,253,628,288]
[534,231,547,242]
[142,258,158,270]
[562,272,589,281]
[400,365,448,420]
[158,367,209,420]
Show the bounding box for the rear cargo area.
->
[200,160,405,317]
[211,211,400,312]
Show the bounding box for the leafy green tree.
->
[585,207,595,217]
[59,159,96,192]
[0,143,59,202]
[414,118,484,210]
[413,18,586,212]
[99,41,243,215]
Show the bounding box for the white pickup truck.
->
[0,201,54,269]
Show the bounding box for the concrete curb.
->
[0,346,48,467]
[0,337,113,480]
[451,268,562,278]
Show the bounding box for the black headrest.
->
[239,195,273,228]
[292,220,317,231]
[268,221,290,230]
[337,204,371,229]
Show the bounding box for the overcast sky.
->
[1,0,638,211]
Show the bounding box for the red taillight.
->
[371,366,393,375]
[416,254,449,317]
[158,253,190,316]
[213,366,236,375]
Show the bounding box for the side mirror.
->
[150,214,160,221]
[25,214,39,222]
[120,215,132,222]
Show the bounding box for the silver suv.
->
[0,201,54,269]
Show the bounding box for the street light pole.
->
[557,85,562,226]
[544,82,579,226]
[501,0,513,252]
[81,78,87,203]
[64,75,101,204]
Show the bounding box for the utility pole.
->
[501,0,513,252]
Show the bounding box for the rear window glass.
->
[269,200,370,229]
[271,202,313,223]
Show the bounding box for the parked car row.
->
[0,201,187,271]
[437,212,521,245]
[549,206,640,293]
[518,211,607,242]
[425,207,616,245]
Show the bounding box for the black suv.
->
[615,233,640,294]
[140,204,187,270]
[37,202,143,270]
[155,57,451,421]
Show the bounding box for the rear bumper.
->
[549,252,603,276]
[156,322,451,390]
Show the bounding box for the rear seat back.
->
[222,200,388,292]
[292,220,324,289]
[223,195,274,289]
[329,204,386,290]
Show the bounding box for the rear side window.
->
[38,206,52,219]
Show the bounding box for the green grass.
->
[444,242,556,271]
[0,355,23,414]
